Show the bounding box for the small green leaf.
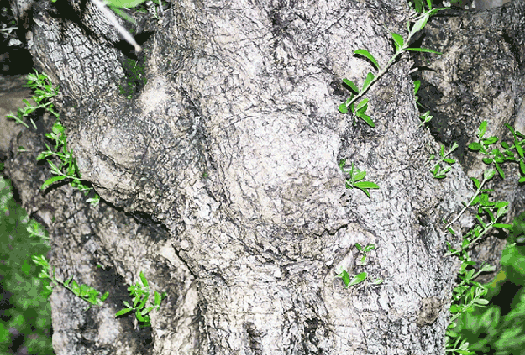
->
[479,121,487,139]
[516,142,524,158]
[139,271,149,288]
[391,33,404,52]
[355,98,369,112]
[361,72,375,93]
[354,181,380,189]
[40,175,67,190]
[356,111,375,128]
[352,171,366,181]
[154,291,162,306]
[482,136,498,145]
[469,142,482,151]
[342,79,359,93]
[484,169,495,181]
[405,47,442,55]
[339,102,348,114]
[410,14,429,35]
[348,271,367,287]
[413,80,421,95]
[493,223,512,229]
[115,308,134,317]
[495,163,504,179]
[470,177,480,189]
[354,49,381,71]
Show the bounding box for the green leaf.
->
[342,79,359,93]
[356,111,375,128]
[517,142,524,158]
[391,33,404,52]
[413,80,421,95]
[443,158,456,164]
[410,14,429,35]
[40,175,67,190]
[493,223,512,229]
[115,308,134,317]
[354,181,380,189]
[479,121,487,139]
[101,291,109,302]
[361,72,375,93]
[348,272,367,287]
[484,169,495,181]
[104,0,146,9]
[354,50,381,71]
[337,269,350,288]
[495,162,504,179]
[469,142,482,151]
[355,98,369,112]
[352,170,366,181]
[339,102,348,114]
[405,47,442,55]
[449,304,460,313]
[154,291,162,306]
[470,177,480,189]
[139,271,149,288]
[482,136,498,145]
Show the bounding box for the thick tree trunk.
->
[2,0,525,353]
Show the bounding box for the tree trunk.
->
[3,0,525,353]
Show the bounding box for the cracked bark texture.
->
[412,0,525,284]
[2,0,524,353]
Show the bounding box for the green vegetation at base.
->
[0,176,55,355]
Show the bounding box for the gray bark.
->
[2,0,525,353]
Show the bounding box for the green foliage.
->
[338,159,380,198]
[0,178,55,355]
[429,142,458,179]
[335,243,383,288]
[6,70,100,207]
[413,80,434,128]
[6,70,59,129]
[450,215,525,354]
[118,57,147,99]
[31,254,109,311]
[336,1,525,353]
[339,0,444,128]
[0,176,165,353]
[114,270,167,328]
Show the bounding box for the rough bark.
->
[2,0,524,353]
[413,0,525,284]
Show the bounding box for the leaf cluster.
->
[6,70,100,206]
[114,270,167,328]
[338,159,380,198]
[334,1,524,353]
[335,243,382,289]
[338,0,444,128]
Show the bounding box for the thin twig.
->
[91,0,141,52]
